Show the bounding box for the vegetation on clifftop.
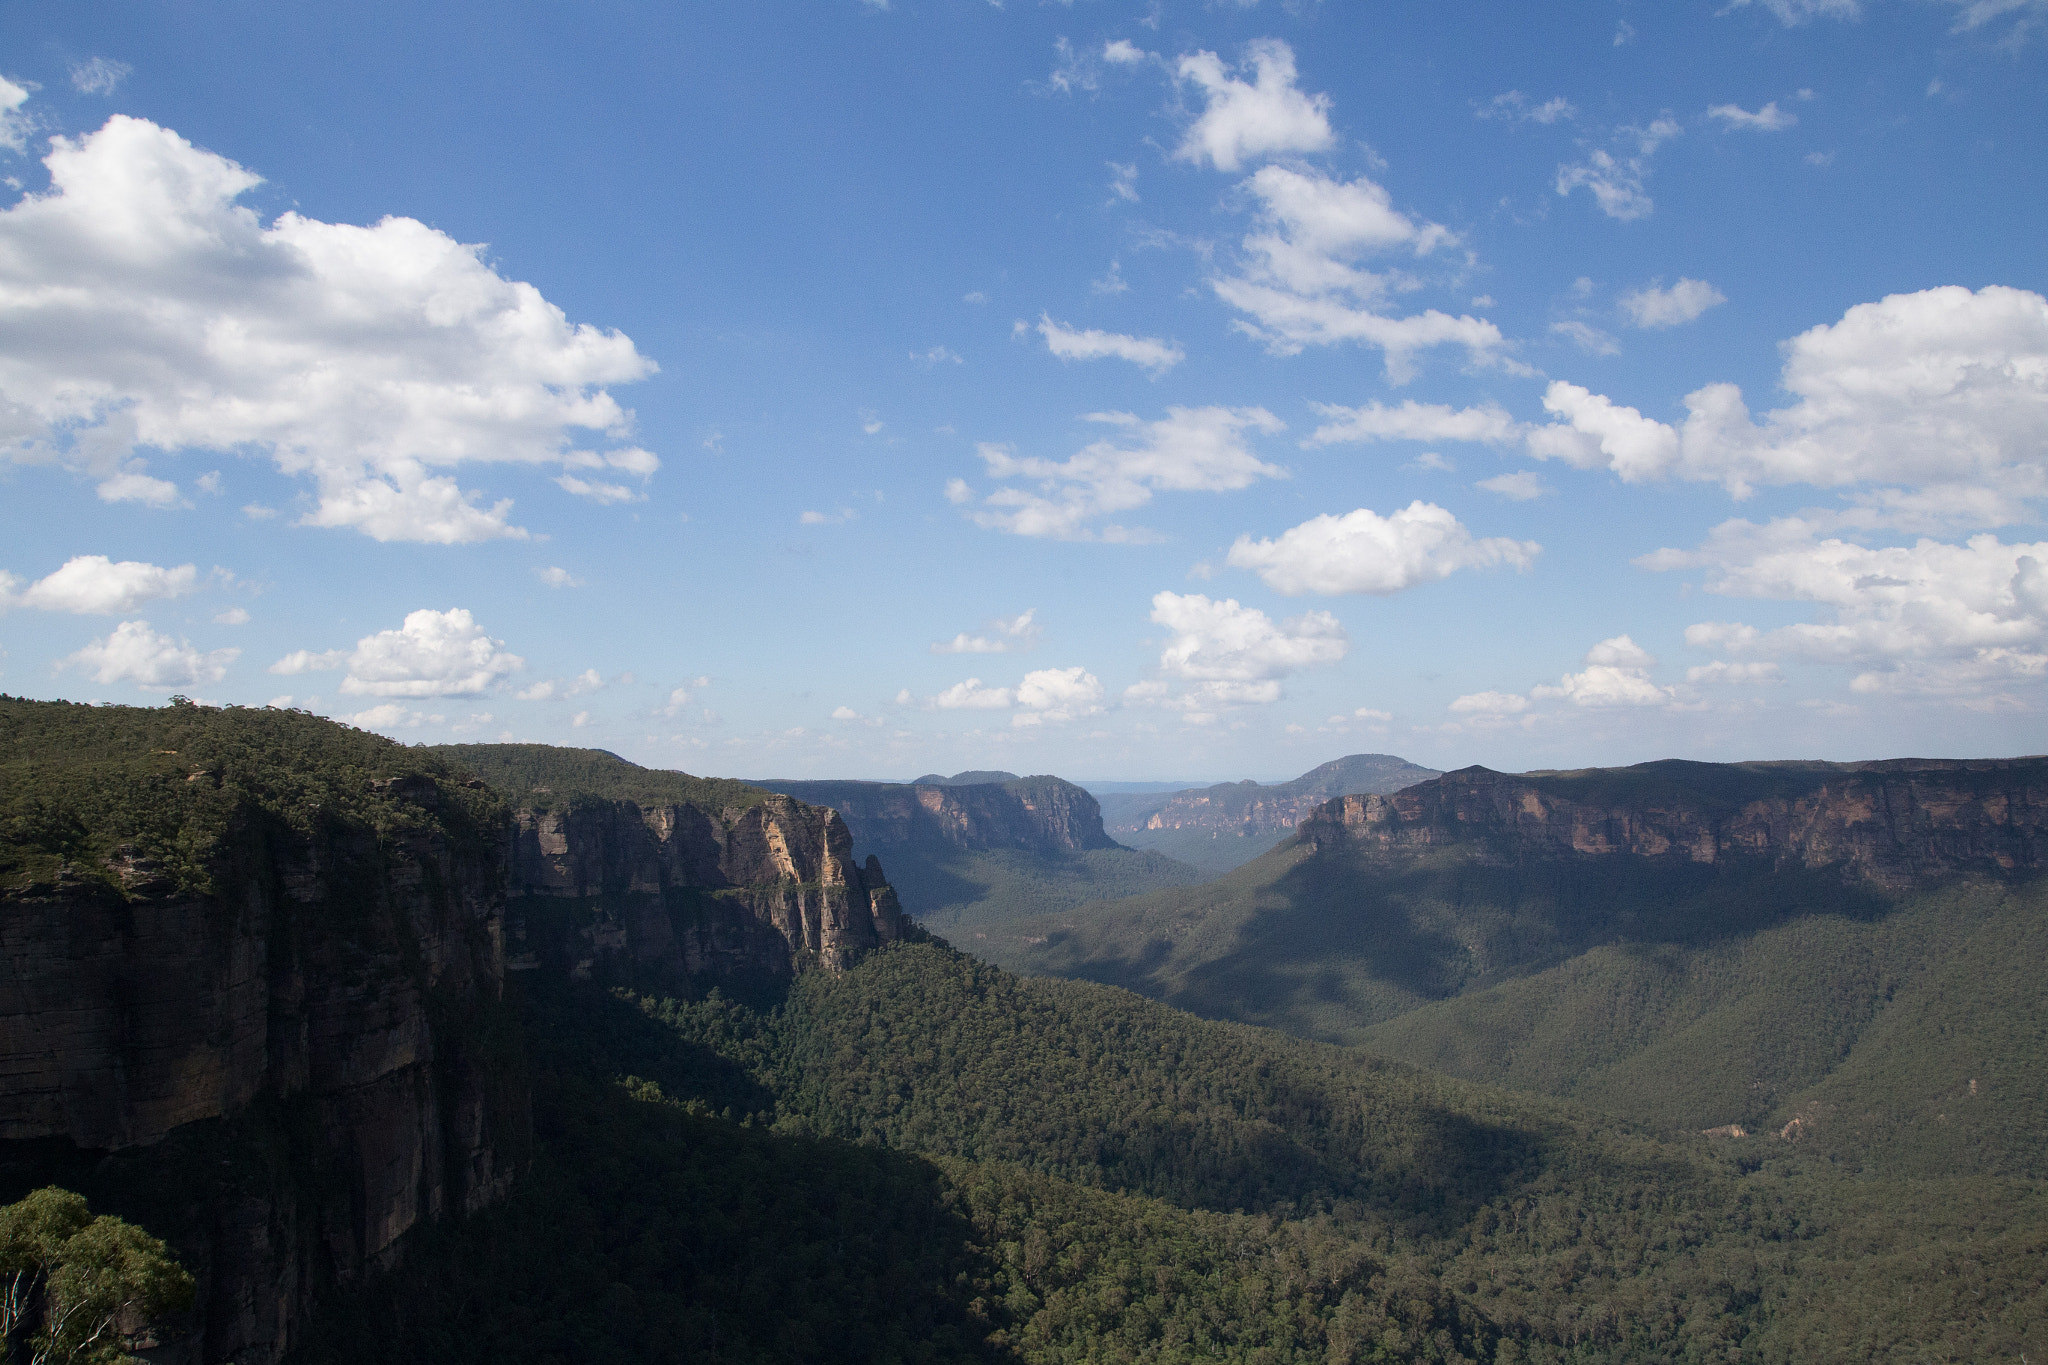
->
[418,742,771,814]
[0,696,502,897]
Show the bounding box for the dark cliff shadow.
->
[1129,849,1905,1036]
[512,971,784,1121]
[865,843,995,929]
[290,1070,1012,1365]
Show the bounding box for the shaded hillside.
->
[995,756,2048,1170]
[302,940,2045,1364]
[1100,753,1442,876]
[0,697,527,1363]
[755,773,1200,935]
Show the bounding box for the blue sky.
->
[1,0,2043,781]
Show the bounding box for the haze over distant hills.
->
[1098,753,1444,875]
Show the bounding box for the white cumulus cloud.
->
[62,620,238,689]
[1647,517,2048,694]
[964,406,1285,541]
[1708,101,1797,131]
[1011,666,1105,725]
[1,555,198,613]
[270,607,524,698]
[1172,39,1333,172]
[1036,316,1184,375]
[1620,278,1727,328]
[934,677,1014,709]
[1145,591,1347,713]
[1531,635,1674,707]
[1227,502,1539,595]
[0,116,657,542]
[1209,164,1498,381]
[1525,286,2048,504]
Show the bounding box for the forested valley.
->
[1,700,2041,1362]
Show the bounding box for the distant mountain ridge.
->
[1099,752,1443,875]
[1307,756,2048,884]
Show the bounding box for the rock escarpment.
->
[0,719,907,1364]
[1301,757,2048,885]
[503,791,903,980]
[0,704,523,1365]
[758,775,1120,858]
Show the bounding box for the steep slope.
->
[302,939,2045,1363]
[0,712,910,1365]
[0,698,526,1364]
[998,756,2048,1166]
[1099,753,1443,876]
[424,744,906,985]
[754,772,1199,935]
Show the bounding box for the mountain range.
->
[1,698,2041,1362]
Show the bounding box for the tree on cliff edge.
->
[0,1189,193,1365]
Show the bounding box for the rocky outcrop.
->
[1300,757,2048,885]
[757,776,1120,858]
[504,792,904,981]
[1099,754,1442,840]
[0,771,519,1365]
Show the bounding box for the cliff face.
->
[0,716,907,1365]
[504,792,904,980]
[0,769,519,1365]
[1101,754,1443,840]
[757,776,1120,858]
[1300,758,2048,885]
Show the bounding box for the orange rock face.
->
[1300,757,2048,886]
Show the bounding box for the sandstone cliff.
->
[1300,757,2048,885]
[502,791,904,981]
[757,774,1120,858]
[418,744,906,985]
[0,702,523,1365]
[0,724,912,1364]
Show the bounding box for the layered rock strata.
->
[1301,758,2048,885]
[0,771,518,1364]
[503,792,904,979]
